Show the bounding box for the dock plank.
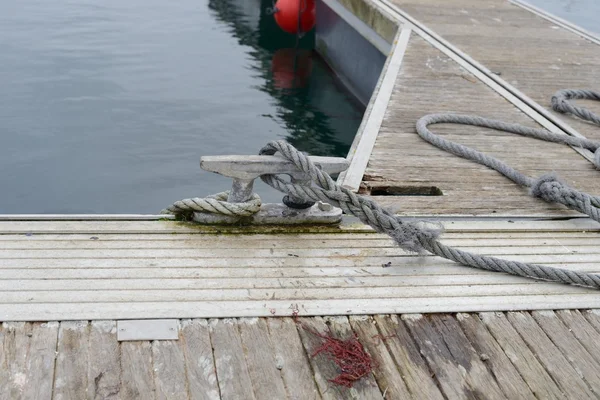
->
[531,311,600,394]
[266,318,321,400]
[87,321,120,400]
[349,316,412,399]
[0,322,32,400]
[0,220,599,320]
[120,341,156,400]
[477,312,564,398]
[180,319,220,400]
[238,318,287,400]
[326,316,385,399]
[555,310,600,365]
[506,311,595,399]
[456,313,533,399]
[0,314,598,400]
[152,337,189,400]
[21,322,58,400]
[296,317,350,400]
[210,319,256,400]
[403,314,506,399]
[583,310,600,334]
[401,314,475,399]
[373,315,444,399]
[53,321,90,400]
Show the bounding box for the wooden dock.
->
[2,0,600,398]
[4,312,600,399]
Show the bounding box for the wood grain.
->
[555,310,600,365]
[180,319,220,400]
[53,321,90,400]
[0,322,32,400]
[403,313,505,399]
[267,318,321,400]
[238,318,287,399]
[373,315,444,399]
[349,316,411,399]
[87,321,120,400]
[506,311,595,399]
[479,312,565,399]
[210,318,256,400]
[456,313,533,399]
[152,337,189,400]
[326,316,384,399]
[120,341,156,399]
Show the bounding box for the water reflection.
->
[208,0,364,157]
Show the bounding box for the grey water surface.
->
[0,0,363,213]
[527,0,599,35]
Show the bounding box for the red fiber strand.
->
[292,310,374,388]
[310,330,374,388]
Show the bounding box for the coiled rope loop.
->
[415,113,600,223]
[552,89,600,126]
[161,191,261,218]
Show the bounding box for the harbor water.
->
[0,0,363,213]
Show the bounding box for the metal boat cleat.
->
[196,154,349,225]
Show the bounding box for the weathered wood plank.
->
[152,336,189,400]
[180,319,220,400]
[0,218,597,233]
[479,312,568,398]
[405,313,507,399]
[349,316,411,399]
[456,313,534,399]
[53,321,90,400]
[531,311,600,394]
[19,322,58,400]
[0,323,11,400]
[3,274,598,292]
[0,322,32,400]
[87,320,120,400]
[296,317,351,399]
[325,316,384,399]
[0,230,596,241]
[5,295,600,321]
[506,311,595,399]
[266,318,321,400]
[372,315,444,399]
[3,243,600,259]
[120,341,156,399]
[401,314,474,399]
[3,284,597,306]
[238,318,287,399]
[209,318,256,400]
[555,310,600,365]
[583,310,600,334]
[4,236,600,250]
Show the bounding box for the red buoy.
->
[273,0,316,35]
[271,48,313,89]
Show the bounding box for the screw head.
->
[318,202,333,211]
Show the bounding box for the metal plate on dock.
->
[117,319,179,341]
